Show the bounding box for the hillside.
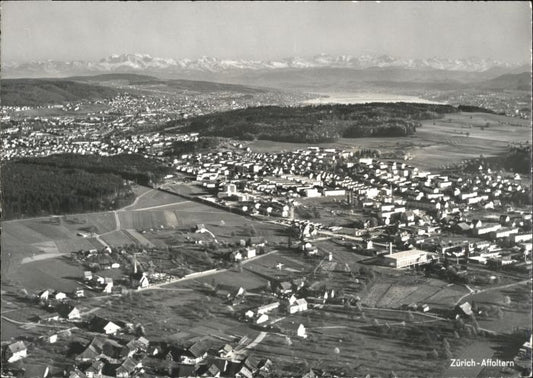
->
[167,103,458,143]
[476,72,532,91]
[164,79,267,94]
[1,79,120,106]
[1,162,134,219]
[67,73,160,84]
[68,74,267,93]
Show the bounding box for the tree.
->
[442,338,451,358]
[135,324,146,337]
[427,349,439,360]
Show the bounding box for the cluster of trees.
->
[457,105,496,114]
[2,162,134,219]
[164,137,222,157]
[295,206,321,219]
[17,153,172,186]
[452,145,531,175]
[167,103,458,143]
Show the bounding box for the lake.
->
[303,92,445,105]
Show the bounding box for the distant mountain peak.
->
[3,53,529,79]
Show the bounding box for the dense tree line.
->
[457,105,496,114]
[2,162,134,219]
[164,137,222,156]
[454,146,532,175]
[166,103,458,143]
[17,153,171,186]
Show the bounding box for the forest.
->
[16,153,172,186]
[2,154,172,219]
[2,163,134,219]
[164,137,222,157]
[166,103,458,143]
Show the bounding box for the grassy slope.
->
[1,79,120,106]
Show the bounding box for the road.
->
[137,249,281,291]
[129,201,191,212]
[120,188,155,211]
[2,315,77,330]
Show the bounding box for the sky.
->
[2,1,531,63]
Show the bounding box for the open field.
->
[442,341,498,378]
[247,112,531,171]
[360,277,468,310]
[122,188,188,211]
[6,256,84,292]
[60,212,117,234]
[464,283,532,334]
[98,278,258,342]
[252,307,464,377]
[100,230,137,247]
[1,186,290,287]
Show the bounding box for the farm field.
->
[360,276,468,310]
[247,112,531,171]
[100,230,137,247]
[117,209,179,229]
[122,188,187,211]
[60,212,117,235]
[125,229,156,247]
[98,278,259,342]
[442,341,498,378]
[253,307,462,377]
[465,283,532,334]
[1,186,290,289]
[5,256,84,292]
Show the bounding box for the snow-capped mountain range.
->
[3,53,528,78]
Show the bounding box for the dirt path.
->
[137,249,281,291]
[454,279,530,306]
[129,200,191,212]
[120,188,155,211]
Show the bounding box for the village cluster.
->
[1,232,322,377]
[171,146,531,270]
[0,89,308,161]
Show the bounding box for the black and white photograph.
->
[1,1,532,377]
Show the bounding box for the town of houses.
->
[1,89,309,161]
[171,145,531,268]
[2,141,531,376]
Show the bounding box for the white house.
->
[297,324,307,338]
[256,314,269,324]
[5,341,27,362]
[57,304,81,320]
[289,298,308,314]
